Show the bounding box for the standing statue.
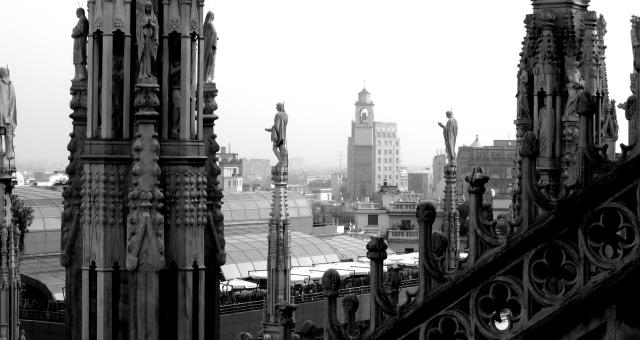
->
[72,8,89,81]
[438,110,458,163]
[538,105,550,157]
[203,11,218,83]
[0,67,17,160]
[516,63,530,119]
[136,0,159,80]
[265,103,288,167]
[564,60,586,118]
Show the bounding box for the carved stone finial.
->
[366,236,388,261]
[342,294,360,314]
[416,202,436,225]
[520,131,540,158]
[321,269,342,297]
[465,166,490,194]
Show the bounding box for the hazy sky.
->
[0,1,637,168]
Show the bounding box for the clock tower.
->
[347,88,376,199]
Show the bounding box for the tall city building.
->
[347,88,405,199]
[432,152,447,197]
[456,137,517,215]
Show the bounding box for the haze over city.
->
[0,0,637,168]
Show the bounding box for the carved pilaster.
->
[263,165,292,340]
[443,163,459,272]
[126,80,164,340]
[203,82,225,340]
[62,79,87,340]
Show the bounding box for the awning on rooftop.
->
[20,254,64,302]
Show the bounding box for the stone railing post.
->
[465,166,490,266]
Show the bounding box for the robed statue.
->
[438,110,458,163]
[0,67,17,161]
[203,11,218,83]
[136,0,159,80]
[72,8,89,81]
[564,60,585,118]
[265,103,288,167]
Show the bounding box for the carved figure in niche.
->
[360,108,368,123]
[168,37,181,138]
[136,0,159,80]
[564,60,585,119]
[0,67,17,160]
[72,8,89,81]
[537,105,550,157]
[265,103,288,167]
[438,110,457,163]
[203,11,218,83]
[516,62,530,119]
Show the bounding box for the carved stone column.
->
[203,82,225,340]
[443,163,459,272]
[263,165,292,340]
[61,79,87,340]
[126,80,165,340]
[0,173,18,340]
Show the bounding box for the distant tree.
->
[10,194,34,253]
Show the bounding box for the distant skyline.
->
[0,1,637,168]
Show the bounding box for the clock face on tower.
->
[360,108,369,123]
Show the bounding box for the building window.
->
[396,150,399,154]
[405,248,414,253]
[378,166,381,171]
[396,158,399,163]
[377,149,381,155]
[368,215,378,225]
[378,158,381,163]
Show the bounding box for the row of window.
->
[378,174,399,180]
[377,149,399,155]
[378,166,399,173]
[377,158,400,164]
[377,141,399,147]
[376,132,396,138]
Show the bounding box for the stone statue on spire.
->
[265,103,288,167]
[438,110,458,163]
[203,11,218,83]
[136,0,159,80]
[72,8,89,81]
[0,67,17,161]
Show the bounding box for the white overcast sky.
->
[0,1,637,168]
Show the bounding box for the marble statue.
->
[265,103,288,167]
[564,60,585,118]
[203,11,218,83]
[136,0,159,80]
[72,8,89,81]
[537,105,550,156]
[516,63,530,119]
[0,67,17,160]
[438,110,458,163]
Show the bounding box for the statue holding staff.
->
[203,11,218,83]
[265,103,288,167]
[438,110,458,164]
